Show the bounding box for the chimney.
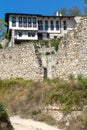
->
[56,11,59,16]
[55,11,62,16]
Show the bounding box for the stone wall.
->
[0,17,87,80]
[54,17,87,79]
[0,44,43,80]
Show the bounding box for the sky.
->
[0,0,85,19]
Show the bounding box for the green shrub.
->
[0,78,87,119]
[68,74,75,81]
[45,52,50,55]
[77,74,82,81]
[50,37,62,51]
[48,79,87,114]
[0,44,2,49]
[0,102,8,121]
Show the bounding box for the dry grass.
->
[0,77,87,128]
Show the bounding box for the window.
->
[45,20,48,30]
[28,32,31,37]
[54,36,57,38]
[28,17,32,27]
[32,33,35,37]
[23,17,27,23]
[18,31,22,37]
[63,21,67,30]
[12,17,16,27]
[56,21,59,30]
[23,17,27,27]
[19,17,22,23]
[50,20,54,30]
[38,20,43,30]
[19,17,22,27]
[33,17,37,27]
[33,18,36,23]
[28,32,35,37]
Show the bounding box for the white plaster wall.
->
[8,14,76,41]
[61,18,76,35]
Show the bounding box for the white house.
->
[5,12,76,46]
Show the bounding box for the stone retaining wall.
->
[0,44,43,80]
[0,17,87,80]
[54,17,87,79]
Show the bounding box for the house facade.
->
[5,13,76,46]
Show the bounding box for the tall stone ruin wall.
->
[0,44,43,80]
[0,17,87,80]
[54,17,87,79]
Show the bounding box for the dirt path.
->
[10,116,60,130]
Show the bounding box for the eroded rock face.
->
[54,17,87,80]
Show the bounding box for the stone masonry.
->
[0,17,87,80]
[0,44,43,80]
[53,17,87,79]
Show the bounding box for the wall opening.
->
[43,67,47,79]
[38,33,43,40]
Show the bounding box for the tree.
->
[68,5,81,16]
[83,0,87,4]
[59,8,67,15]
[84,5,87,14]
[83,0,87,15]
[55,5,81,16]
[0,18,8,40]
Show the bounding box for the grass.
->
[0,77,87,126]
[50,37,62,51]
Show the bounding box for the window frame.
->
[28,17,32,27]
[63,20,67,30]
[23,17,27,27]
[18,31,22,37]
[12,17,16,27]
[38,20,43,30]
[50,20,54,30]
[45,20,49,30]
[19,17,22,27]
[56,21,59,30]
[33,17,37,27]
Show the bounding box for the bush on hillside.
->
[50,37,62,51]
[0,102,9,121]
[0,77,87,126]
[48,77,87,114]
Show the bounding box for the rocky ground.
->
[10,116,60,130]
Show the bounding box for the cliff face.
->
[54,17,87,79]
